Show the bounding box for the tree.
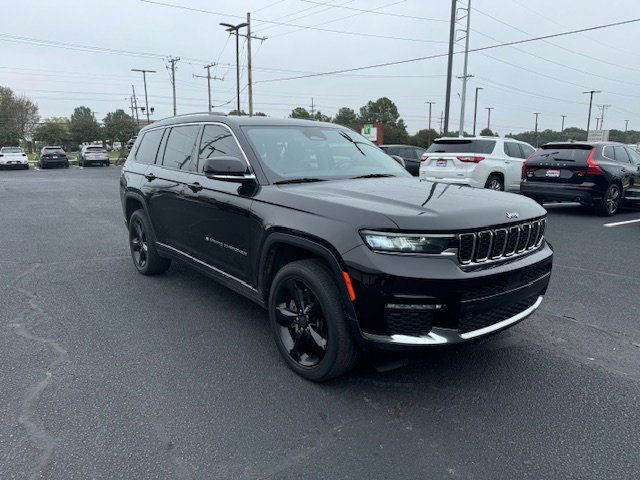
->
[228,109,247,116]
[359,97,400,125]
[333,107,358,127]
[254,112,267,117]
[407,129,439,148]
[0,86,39,146]
[69,106,101,146]
[103,109,138,147]
[33,118,71,146]
[480,128,496,136]
[382,122,409,144]
[289,107,311,119]
[311,111,331,122]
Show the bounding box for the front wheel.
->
[268,259,358,381]
[485,174,504,191]
[128,209,171,275]
[595,183,621,216]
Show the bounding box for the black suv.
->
[120,114,553,381]
[521,141,640,215]
[379,144,426,176]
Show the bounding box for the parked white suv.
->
[0,146,29,169]
[419,137,536,191]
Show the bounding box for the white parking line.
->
[603,218,640,227]
[34,166,40,171]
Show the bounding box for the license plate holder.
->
[436,159,447,167]
[545,169,560,177]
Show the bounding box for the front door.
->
[180,123,261,284]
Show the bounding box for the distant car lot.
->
[1,166,638,478]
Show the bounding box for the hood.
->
[266,177,545,231]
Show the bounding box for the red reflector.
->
[457,155,484,163]
[586,149,602,175]
[421,155,429,162]
[342,271,356,302]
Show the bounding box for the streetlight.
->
[472,87,483,136]
[220,22,248,115]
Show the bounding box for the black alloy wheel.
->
[127,209,171,275]
[274,277,328,367]
[269,259,358,381]
[596,183,621,216]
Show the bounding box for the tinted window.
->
[427,139,496,154]
[530,145,593,162]
[135,129,164,165]
[1,147,22,153]
[399,147,418,159]
[613,146,631,164]
[198,124,244,172]
[161,125,200,171]
[504,142,522,158]
[627,148,640,166]
[521,144,535,158]
[602,146,615,160]
[414,147,426,158]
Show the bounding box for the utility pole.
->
[534,112,541,147]
[625,119,629,132]
[236,14,267,117]
[131,85,140,125]
[561,114,567,133]
[457,0,472,137]
[426,101,436,145]
[220,21,249,115]
[485,106,493,130]
[129,96,135,119]
[132,69,156,124]
[598,104,611,130]
[193,64,223,112]
[439,110,444,134]
[472,87,482,136]
[443,0,457,135]
[595,117,601,130]
[310,98,315,117]
[167,57,180,116]
[583,90,600,138]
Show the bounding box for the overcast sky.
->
[2,0,639,135]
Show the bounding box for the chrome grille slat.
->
[457,219,546,265]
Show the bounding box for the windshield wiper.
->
[350,173,396,179]
[274,177,327,185]
[338,131,365,156]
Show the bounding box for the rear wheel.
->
[268,259,358,381]
[595,183,621,216]
[128,209,171,275]
[485,174,504,191]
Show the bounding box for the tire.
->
[128,209,171,275]
[595,183,621,216]
[485,174,504,191]
[65,162,69,168]
[268,259,358,381]
[23,164,29,170]
[105,161,110,167]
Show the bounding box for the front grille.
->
[457,219,545,265]
[458,295,539,334]
[385,309,433,336]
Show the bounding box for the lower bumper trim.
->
[362,296,543,346]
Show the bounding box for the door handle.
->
[144,172,157,182]
[621,168,627,173]
[187,182,203,193]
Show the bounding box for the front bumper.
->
[342,242,553,349]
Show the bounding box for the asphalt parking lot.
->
[1,166,639,479]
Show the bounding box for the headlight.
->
[360,230,455,254]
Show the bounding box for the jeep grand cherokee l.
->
[120,114,553,381]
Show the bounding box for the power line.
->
[298,0,447,22]
[139,0,447,44]
[253,16,640,84]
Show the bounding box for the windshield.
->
[427,139,496,154]
[242,125,409,182]
[1,147,22,153]
[532,144,593,162]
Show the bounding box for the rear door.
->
[524,144,594,184]
[503,141,526,190]
[623,147,640,202]
[422,139,497,178]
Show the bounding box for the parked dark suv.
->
[120,114,553,381]
[521,141,640,215]
[379,144,426,176]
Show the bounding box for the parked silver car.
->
[78,145,110,167]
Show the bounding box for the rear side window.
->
[504,142,522,158]
[197,124,244,172]
[427,139,496,154]
[521,144,535,158]
[627,148,640,166]
[530,145,593,162]
[135,129,164,165]
[613,146,631,164]
[161,125,200,171]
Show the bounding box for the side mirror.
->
[202,156,255,182]
[390,155,406,168]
